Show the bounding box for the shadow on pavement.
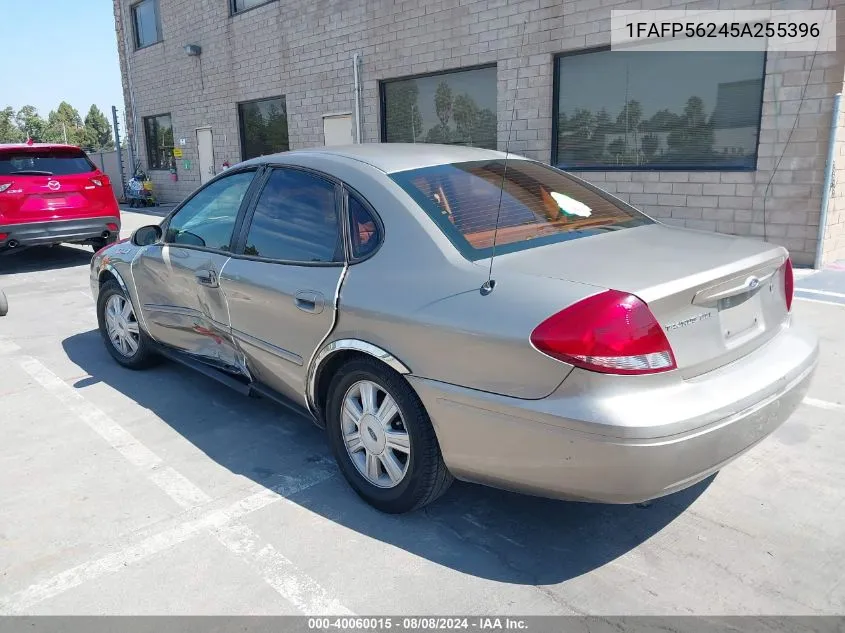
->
[0,245,93,275]
[62,329,710,585]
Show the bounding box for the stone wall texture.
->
[113,0,845,266]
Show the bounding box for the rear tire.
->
[0,290,8,317]
[325,357,453,513]
[91,234,118,252]
[96,280,159,369]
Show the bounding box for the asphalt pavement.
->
[0,212,843,615]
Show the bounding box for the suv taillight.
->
[530,290,677,375]
[783,257,794,312]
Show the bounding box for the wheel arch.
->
[98,264,129,294]
[307,339,411,426]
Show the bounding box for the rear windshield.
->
[0,149,97,176]
[391,159,652,260]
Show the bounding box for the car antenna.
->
[481,18,529,296]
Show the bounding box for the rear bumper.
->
[410,322,819,503]
[0,217,120,248]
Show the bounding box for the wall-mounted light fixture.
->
[184,44,202,56]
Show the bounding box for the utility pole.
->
[112,106,126,196]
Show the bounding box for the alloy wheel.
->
[341,380,411,488]
[104,294,140,357]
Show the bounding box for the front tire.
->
[325,357,453,513]
[96,280,159,369]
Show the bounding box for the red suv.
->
[0,142,121,252]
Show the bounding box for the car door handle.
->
[294,290,324,314]
[195,269,218,288]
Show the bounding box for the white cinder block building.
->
[113,0,845,265]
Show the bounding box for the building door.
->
[196,127,215,184]
[323,114,353,146]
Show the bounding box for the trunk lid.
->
[0,146,115,223]
[496,223,790,378]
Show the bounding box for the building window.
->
[132,0,161,49]
[553,49,766,171]
[143,114,174,170]
[381,65,497,150]
[231,0,273,13]
[238,97,289,161]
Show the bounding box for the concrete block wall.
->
[114,0,845,266]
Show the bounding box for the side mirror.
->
[131,224,163,247]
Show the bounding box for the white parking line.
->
[794,288,845,299]
[213,522,354,615]
[11,352,348,614]
[0,468,337,615]
[794,296,845,307]
[803,397,845,411]
[148,466,213,509]
[19,356,163,470]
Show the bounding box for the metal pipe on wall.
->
[353,53,362,143]
[815,92,841,270]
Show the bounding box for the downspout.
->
[353,53,362,143]
[815,92,841,270]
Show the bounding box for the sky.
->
[0,0,125,132]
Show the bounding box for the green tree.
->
[434,81,453,128]
[83,105,114,150]
[0,106,23,143]
[45,101,84,145]
[641,133,659,161]
[384,82,422,143]
[453,93,479,146]
[667,96,714,164]
[15,105,45,141]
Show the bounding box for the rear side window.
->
[348,195,380,260]
[0,149,97,176]
[243,168,342,263]
[391,160,652,260]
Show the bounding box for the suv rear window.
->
[0,149,97,176]
[391,159,652,260]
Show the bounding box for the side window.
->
[165,171,255,250]
[243,169,342,263]
[348,195,381,260]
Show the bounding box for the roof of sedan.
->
[244,143,523,174]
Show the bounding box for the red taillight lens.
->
[783,257,794,312]
[530,290,677,375]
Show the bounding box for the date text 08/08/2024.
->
[308,618,528,631]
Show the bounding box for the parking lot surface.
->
[1,210,844,615]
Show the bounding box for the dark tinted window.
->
[391,160,652,261]
[232,0,270,12]
[165,171,254,250]
[132,0,161,48]
[382,66,497,149]
[238,98,289,161]
[143,114,174,170]
[244,169,341,263]
[554,50,765,170]
[348,196,380,259]
[0,149,96,175]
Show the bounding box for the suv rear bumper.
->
[0,217,120,248]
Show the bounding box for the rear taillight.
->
[783,257,794,312]
[0,183,12,193]
[530,290,677,375]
